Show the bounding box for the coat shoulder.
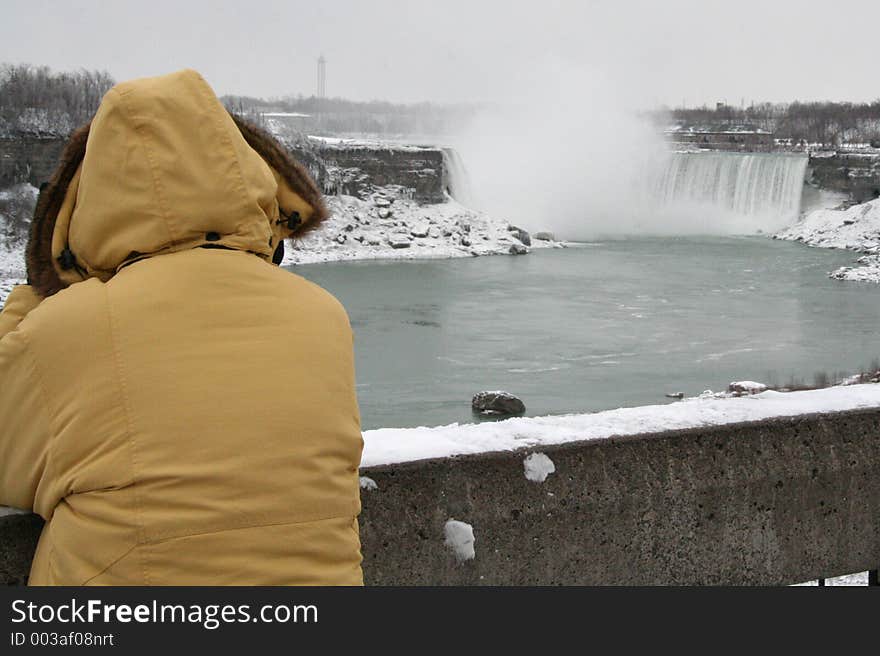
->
[19,278,107,339]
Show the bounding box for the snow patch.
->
[523,452,556,483]
[444,520,476,562]
[359,476,378,491]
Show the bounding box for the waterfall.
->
[441,147,476,207]
[654,152,808,232]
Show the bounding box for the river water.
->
[292,237,880,430]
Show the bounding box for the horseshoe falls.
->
[442,147,476,207]
[652,152,809,233]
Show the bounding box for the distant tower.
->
[317,55,326,99]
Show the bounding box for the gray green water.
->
[292,237,880,430]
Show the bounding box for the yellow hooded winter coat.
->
[0,70,364,585]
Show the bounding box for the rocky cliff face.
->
[0,183,37,249]
[1,133,449,206]
[0,137,66,188]
[0,184,36,301]
[311,140,446,204]
[807,151,880,203]
[0,132,539,288]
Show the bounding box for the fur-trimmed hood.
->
[27,69,328,297]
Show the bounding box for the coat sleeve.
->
[0,285,55,514]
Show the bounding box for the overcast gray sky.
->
[2,0,878,106]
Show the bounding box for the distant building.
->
[665,124,774,152]
[259,111,315,133]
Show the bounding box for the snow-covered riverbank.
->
[283,190,553,266]
[775,198,880,282]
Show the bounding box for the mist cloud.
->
[452,55,669,238]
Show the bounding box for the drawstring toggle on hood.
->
[57,247,87,279]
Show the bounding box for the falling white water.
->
[652,152,809,233]
[441,147,476,207]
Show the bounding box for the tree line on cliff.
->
[666,101,880,146]
[0,62,474,138]
[0,63,114,137]
[3,62,880,146]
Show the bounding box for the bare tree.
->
[0,63,114,136]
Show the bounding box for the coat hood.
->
[27,69,328,297]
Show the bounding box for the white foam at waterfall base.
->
[647,152,809,235]
[449,57,809,239]
[450,56,670,239]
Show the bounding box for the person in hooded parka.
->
[0,69,364,585]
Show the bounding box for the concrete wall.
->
[2,408,878,585]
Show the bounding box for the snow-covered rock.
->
[507,225,531,246]
[388,237,411,249]
[409,223,430,238]
[282,190,559,266]
[472,391,526,417]
[776,198,880,253]
[830,254,880,283]
[728,381,768,396]
[775,198,880,282]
